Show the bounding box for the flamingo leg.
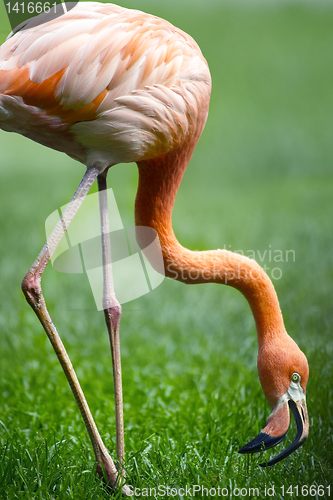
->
[21,166,129,494]
[97,172,125,475]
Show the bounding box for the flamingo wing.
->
[0,2,211,166]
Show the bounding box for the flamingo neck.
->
[135,146,287,346]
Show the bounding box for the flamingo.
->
[0,2,309,493]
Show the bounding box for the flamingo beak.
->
[238,374,309,466]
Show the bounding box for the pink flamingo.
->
[0,2,309,493]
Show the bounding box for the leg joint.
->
[104,303,122,322]
[21,271,42,307]
[103,301,122,335]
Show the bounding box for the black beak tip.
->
[239,431,287,454]
[258,434,308,467]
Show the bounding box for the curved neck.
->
[135,147,286,346]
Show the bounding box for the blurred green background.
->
[0,1,332,498]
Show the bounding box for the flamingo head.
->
[239,333,309,466]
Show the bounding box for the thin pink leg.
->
[97,172,125,475]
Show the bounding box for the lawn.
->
[0,0,332,498]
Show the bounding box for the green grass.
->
[0,0,333,498]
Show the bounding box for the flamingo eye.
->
[292,372,300,383]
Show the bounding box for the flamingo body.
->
[0,2,210,168]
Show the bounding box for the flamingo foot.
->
[96,456,132,496]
